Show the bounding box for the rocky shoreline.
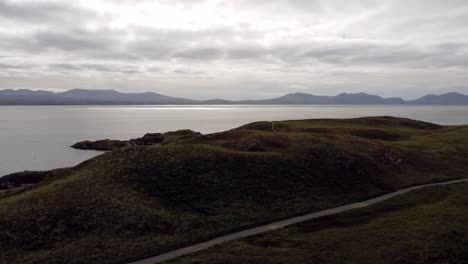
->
[71,129,203,151]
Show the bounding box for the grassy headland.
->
[0,116,467,264]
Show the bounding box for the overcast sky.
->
[0,0,467,99]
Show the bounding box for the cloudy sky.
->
[0,0,467,99]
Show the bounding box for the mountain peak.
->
[337,92,370,96]
[63,88,120,94]
[284,92,312,96]
[409,91,468,105]
[442,92,465,96]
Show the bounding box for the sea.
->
[1,105,468,176]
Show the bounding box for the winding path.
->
[128,178,468,264]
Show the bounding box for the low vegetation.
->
[1,116,467,264]
[170,182,468,264]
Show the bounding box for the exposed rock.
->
[130,133,165,146]
[71,139,132,151]
[222,135,289,152]
[0,181,17,190]
[163,130,203,144]
[381,148,403,166]
[235,137,266,151]
[71,130,203,151]
[163,129,202,137]
[236,121,290,132]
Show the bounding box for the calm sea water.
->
[1,105,468,176]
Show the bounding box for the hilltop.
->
[1,89,468,105]
[1,117,468,263]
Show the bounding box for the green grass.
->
[0,116,467,264]
[170,182,468,264]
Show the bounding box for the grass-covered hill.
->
[170,182,468,264]
[1,117,468,264]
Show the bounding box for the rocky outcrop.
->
[222,135,289,152]
[71,139,132,151]
[236,121,290,132]
[381,148,403,166]
[162,130,203,143]
[130,133,165,146]
[71,130,201,151]
[0,181,17,190]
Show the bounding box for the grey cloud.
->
[75,26,250,60]
[231,0,324,14]
[174,68,205,75]
[120,69,141,74]
[0,63,22,70]
[5,23,468,71]
[436,42,468,53]
[49,63,113,72]
[0,62,36,71]
[159,0,207,6]
[303,44,429,65]
[174,47,223,60]
[146,66,163,72]
[395,11,468,36]
[34,30,117,51]
[48,63,148,74]
[227,46,272,60]
[0,0,93,24]
[0,27,136,60]
[267,42,468,69]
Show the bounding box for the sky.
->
[0,0,468,100]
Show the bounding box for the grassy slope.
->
[171,182,468,264]
[0,117,467,264]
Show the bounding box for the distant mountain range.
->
[1,89,468,105]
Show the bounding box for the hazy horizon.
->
[1,0,468,100]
